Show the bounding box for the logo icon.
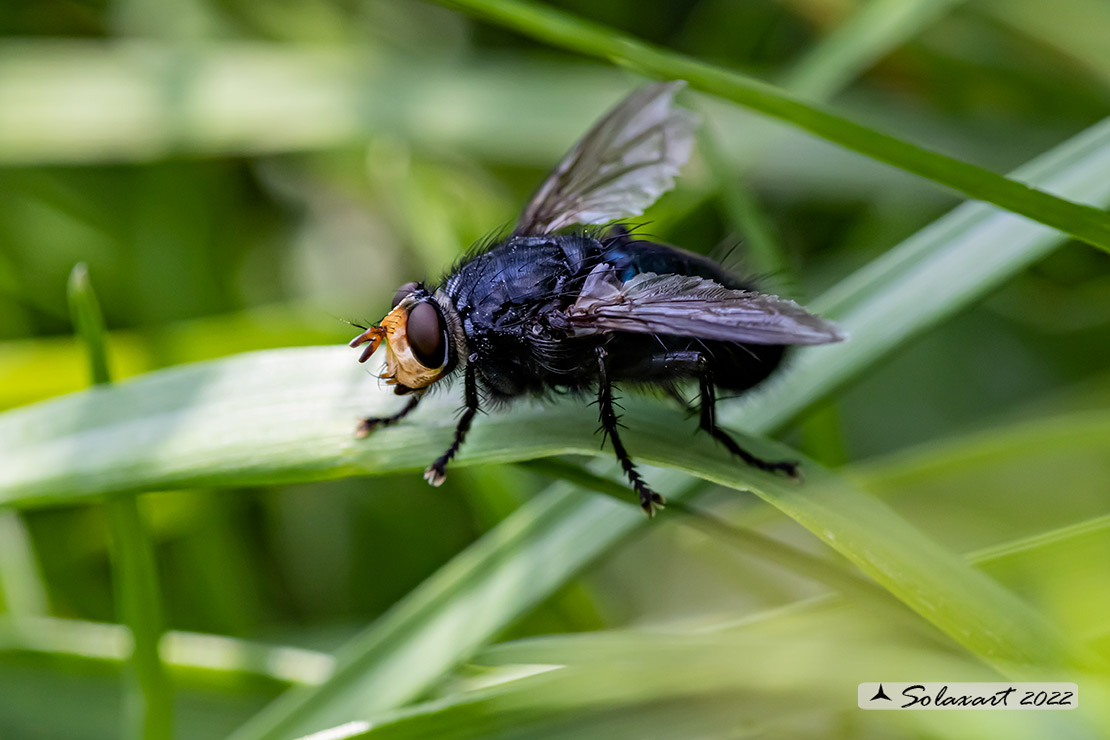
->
[870,684,892,702]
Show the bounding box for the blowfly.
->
[349,81,846,515]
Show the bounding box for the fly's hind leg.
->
[642,351,799,478]
[596,346,666,516]
[695,366,799,479]
[424,358,480,487]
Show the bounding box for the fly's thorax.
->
[349,284,466,392]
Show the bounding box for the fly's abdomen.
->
[604,333,784,392]
[701,340,784,390]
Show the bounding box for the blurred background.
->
[1,0,1110,738]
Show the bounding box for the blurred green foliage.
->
[1,1,1110,739]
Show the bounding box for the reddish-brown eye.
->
[407,301,446,368]
[391,281,419,309]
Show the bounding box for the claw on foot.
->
[424,464,447,487]
[355,418,381,438]
[640,491,666,518]
[772,460,802,481]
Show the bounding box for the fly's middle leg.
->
[596,346,666,516]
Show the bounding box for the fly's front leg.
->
[356,394,423,438]
[424,356,480,487]
[596,346,666,517]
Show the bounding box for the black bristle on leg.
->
[596,346,665,516]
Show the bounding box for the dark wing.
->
[565,265,847,346]
[514,81,697,236]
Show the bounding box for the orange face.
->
[349,294,452,391]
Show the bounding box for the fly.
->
[349,81,846,516]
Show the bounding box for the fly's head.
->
[349,282,462,394]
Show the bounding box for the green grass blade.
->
[735,115,1110,432]
[971,513,1110,569]
[616,413,1079,671]
[854,408,1110,499]
[0,44,624,165]
[779,0,968,98]
[0,616,333,686]
[0,303,353,410]
[981,0,1110,85]
[297,614,1081,740]
[433,0,1110,253]
[102,501,174,740]
[0,513,49,615]
[226,489,641,740]
[698,127,795,288]
[67,264,173,740]
[700,0,969,294]
[851,407,1110,642]
[521,459,899,614]
[68,265,113,387]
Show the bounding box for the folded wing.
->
[566,265,847,346]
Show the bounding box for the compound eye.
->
[407,301,447,368]
[391,281,419,309]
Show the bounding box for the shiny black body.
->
[440,229,784,402]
